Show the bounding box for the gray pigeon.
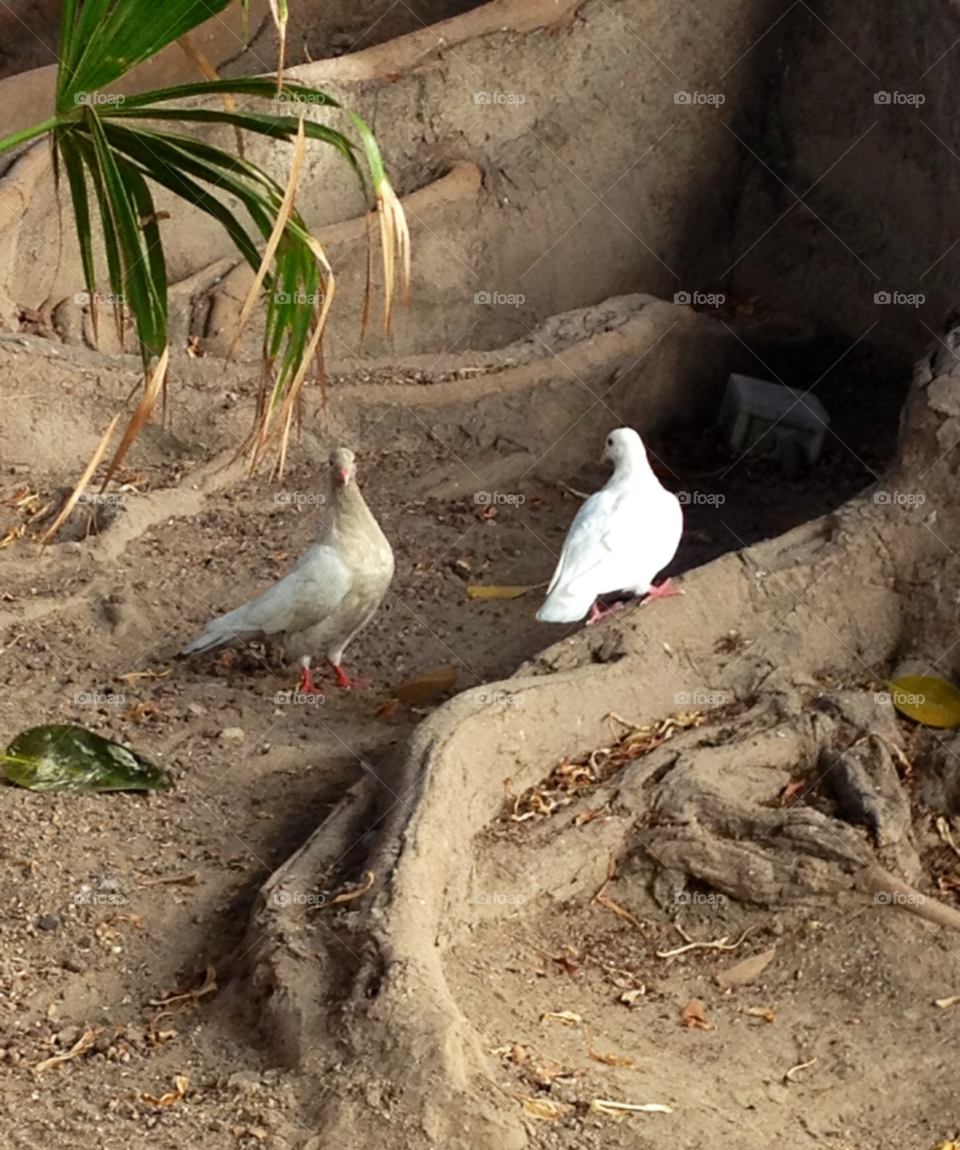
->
[537,427,683,624]
[183,447,394,690]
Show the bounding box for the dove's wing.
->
[538,483,681,622]
[183,543,352,652]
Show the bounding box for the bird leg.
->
[587,579,682,625]
[586,599,627,626]
[332,663,369,690]
[641,578,681,603]
[298,658,318,694]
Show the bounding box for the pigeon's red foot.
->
[333,663,370,690]
[641,578,682,603]
[298,665,318,693]
[586,599,627,626]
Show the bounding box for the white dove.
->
[537,427,683,625]
[183,446,394,690]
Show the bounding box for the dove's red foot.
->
[333,663,369,690]
[298,665,318,693]
[641,578,681,603]
[586,599,627,626]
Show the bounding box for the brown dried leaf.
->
[590,1099,673,1115]
[140,1074,189,1107]
[588,1045,637,1069]
[137,871,200,889]
[594,884,645,931]
[233,1128,267,1142]
[541,1011,582,1026]
[682,1000,713,1030]
[939,874,960,892]
[574,806,611,827]
[745,1006,777,1023]
[715,948,776,991]
[119,667,173,685]
[123,701,163,723]
[394,666,458,705]
[33,1027,97,1072]
[107,913,144,930]
[780,780,805,805]
[376,698,401,720]
[148,966,217,1008]
[522,1098,574,1121]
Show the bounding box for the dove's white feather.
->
[537,428,682,623]
[183,447,394,669]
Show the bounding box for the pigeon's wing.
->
[184,544,351,652]
[545,487,635,597]
[538,485,682,623]
[233,544,351,635]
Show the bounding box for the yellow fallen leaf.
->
[523,1098,574,1120]
[394,666,458,705]
[466,585,534,600]
[935,995,960,1009]
[889,675,960,728]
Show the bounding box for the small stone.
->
[56,1025,81,1047]
[187,703,206,716]
[61,956,86,973]
[227,1070,262,1091]
[220,728,245,744]
[35,913,62,932]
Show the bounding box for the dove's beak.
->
[338,466,351,485]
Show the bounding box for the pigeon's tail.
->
[536,590,590,624]
[182,606,252,655]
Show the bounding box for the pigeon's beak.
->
[338,467,351,485]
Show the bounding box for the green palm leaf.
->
[0,1,410,488]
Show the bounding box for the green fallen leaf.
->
[889,675,960,729]
[1,725,170,792]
